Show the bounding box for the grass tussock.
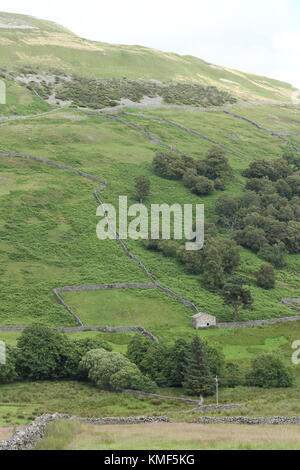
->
[36,421,300,450]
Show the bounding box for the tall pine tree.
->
[183,336,214,396]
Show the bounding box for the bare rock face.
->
[0,16,38,29]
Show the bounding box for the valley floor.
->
[36,420,300,450]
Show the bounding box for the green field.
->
[0,13,300,446]
[36,420,300,450]
[1,106,298,331]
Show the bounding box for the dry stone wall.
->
[217,315,300,329]
[191,416,300,425]
[1,107,299,338]
[0,413,171,450]
[0,151,200,342]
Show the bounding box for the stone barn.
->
[191,312,216,329]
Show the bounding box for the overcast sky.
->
[2,0,300,88]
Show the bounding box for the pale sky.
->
[2,0,300,88]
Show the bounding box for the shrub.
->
[191,176,214,195]
[79,348,155,392]
[258,242,286,268]
[199,148,233,180]
[246,354,293,388]
[214,178,226,190]
[134,175,151,202]
[110,365,155,392]
[158,240,179,257]
[221,276,253,321]
[256,263,276,289]
[223,363,242,388]
[0,346,19,384]
[153,152,185,180]
[16,325,74,380]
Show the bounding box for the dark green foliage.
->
[26,74,236,109]
[205,344,225,377]
[15,326,111,381]
[134,175,151,202]
[242,158,291,181]
[214,178,226,191]
[177,249,202,274]
[65,338,112,378]
[153,152,186,180]
[246,353,293,388]
[285,221,300,253]
[153,148,233,196]
[215,194,240,230]
[283,150,300,171]
[0,346,20,384]
[202,245,224,291]
[183,336,214,396]
[127,336,222,390]
[158,240,180,258]
[197,147,233,180]
[191,175,214,195]
[222,362,242,388]
[80,348,155,392]
[127,334,153,368]
[205,237,240,274]
[221,277,253,321]
[235,226,268,253]
[183,170,214,195]
[256,264,276,289]
[16,325,74,380]
[140,343,170,386]
[127,335,170,386]
[160,83,236,107]
[258,242,287,268]
[217,156,300,263]
[163,339,190,387]
[142,234,240,293]
[201,237,240,291]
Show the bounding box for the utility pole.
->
[215,375,219,405]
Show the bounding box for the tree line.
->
[0,326,292,396]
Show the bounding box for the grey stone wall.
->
[217,315,300,329]
[0,413,170,450]
[191,416,300,425]
[0,151,201,342]
[55,283,156,292]
[282,298,300,312]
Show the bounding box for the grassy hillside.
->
[0,12,296,102]
[0,108,299,336]
[0,13,300,437]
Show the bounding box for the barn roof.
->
[191,312,215,319]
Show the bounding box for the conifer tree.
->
[183,336,214,396]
